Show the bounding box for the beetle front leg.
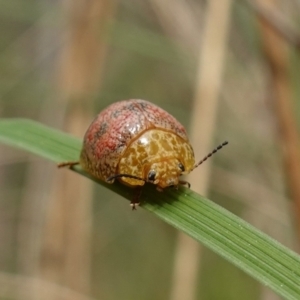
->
[130,187,143,210]
[179,180,191,188]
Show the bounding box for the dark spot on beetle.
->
[95,122,108,138]
[118,130,133,145]
[138,101,150,110]
[116,140,127,151]
[112,109,122,118]
[127,102,141,113]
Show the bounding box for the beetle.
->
[58,99,228,209]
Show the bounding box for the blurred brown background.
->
[0,0,300,299]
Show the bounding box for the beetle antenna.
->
[107,174,145,182]
[191,141,228,171]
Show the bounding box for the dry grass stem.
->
[257,0,300,245]
[248,0,300,48]
[170,1,233,300]
[39,1,117,299]
[149,0,202,53]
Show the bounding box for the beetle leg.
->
[130,187,143,210]
[156,186,163,192]
[179,180,191,189]
[57,161,80,168]
[130,203,137,210]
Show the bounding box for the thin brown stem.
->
[257,0,300,244]
[247,0,300,48]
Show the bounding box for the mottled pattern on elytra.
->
[118,129,195,187]
[80,99,190,182]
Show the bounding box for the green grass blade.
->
[0,118,300,299]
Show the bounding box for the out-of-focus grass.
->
[0,119,300,300]
[0,1,298,299]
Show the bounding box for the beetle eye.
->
[148,170,156,181]
[178,163,185,172]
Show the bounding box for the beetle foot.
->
[130,187,143,210]
[179,180,191,189]
[130,202,140,210]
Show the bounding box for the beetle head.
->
[144,158,186,189]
